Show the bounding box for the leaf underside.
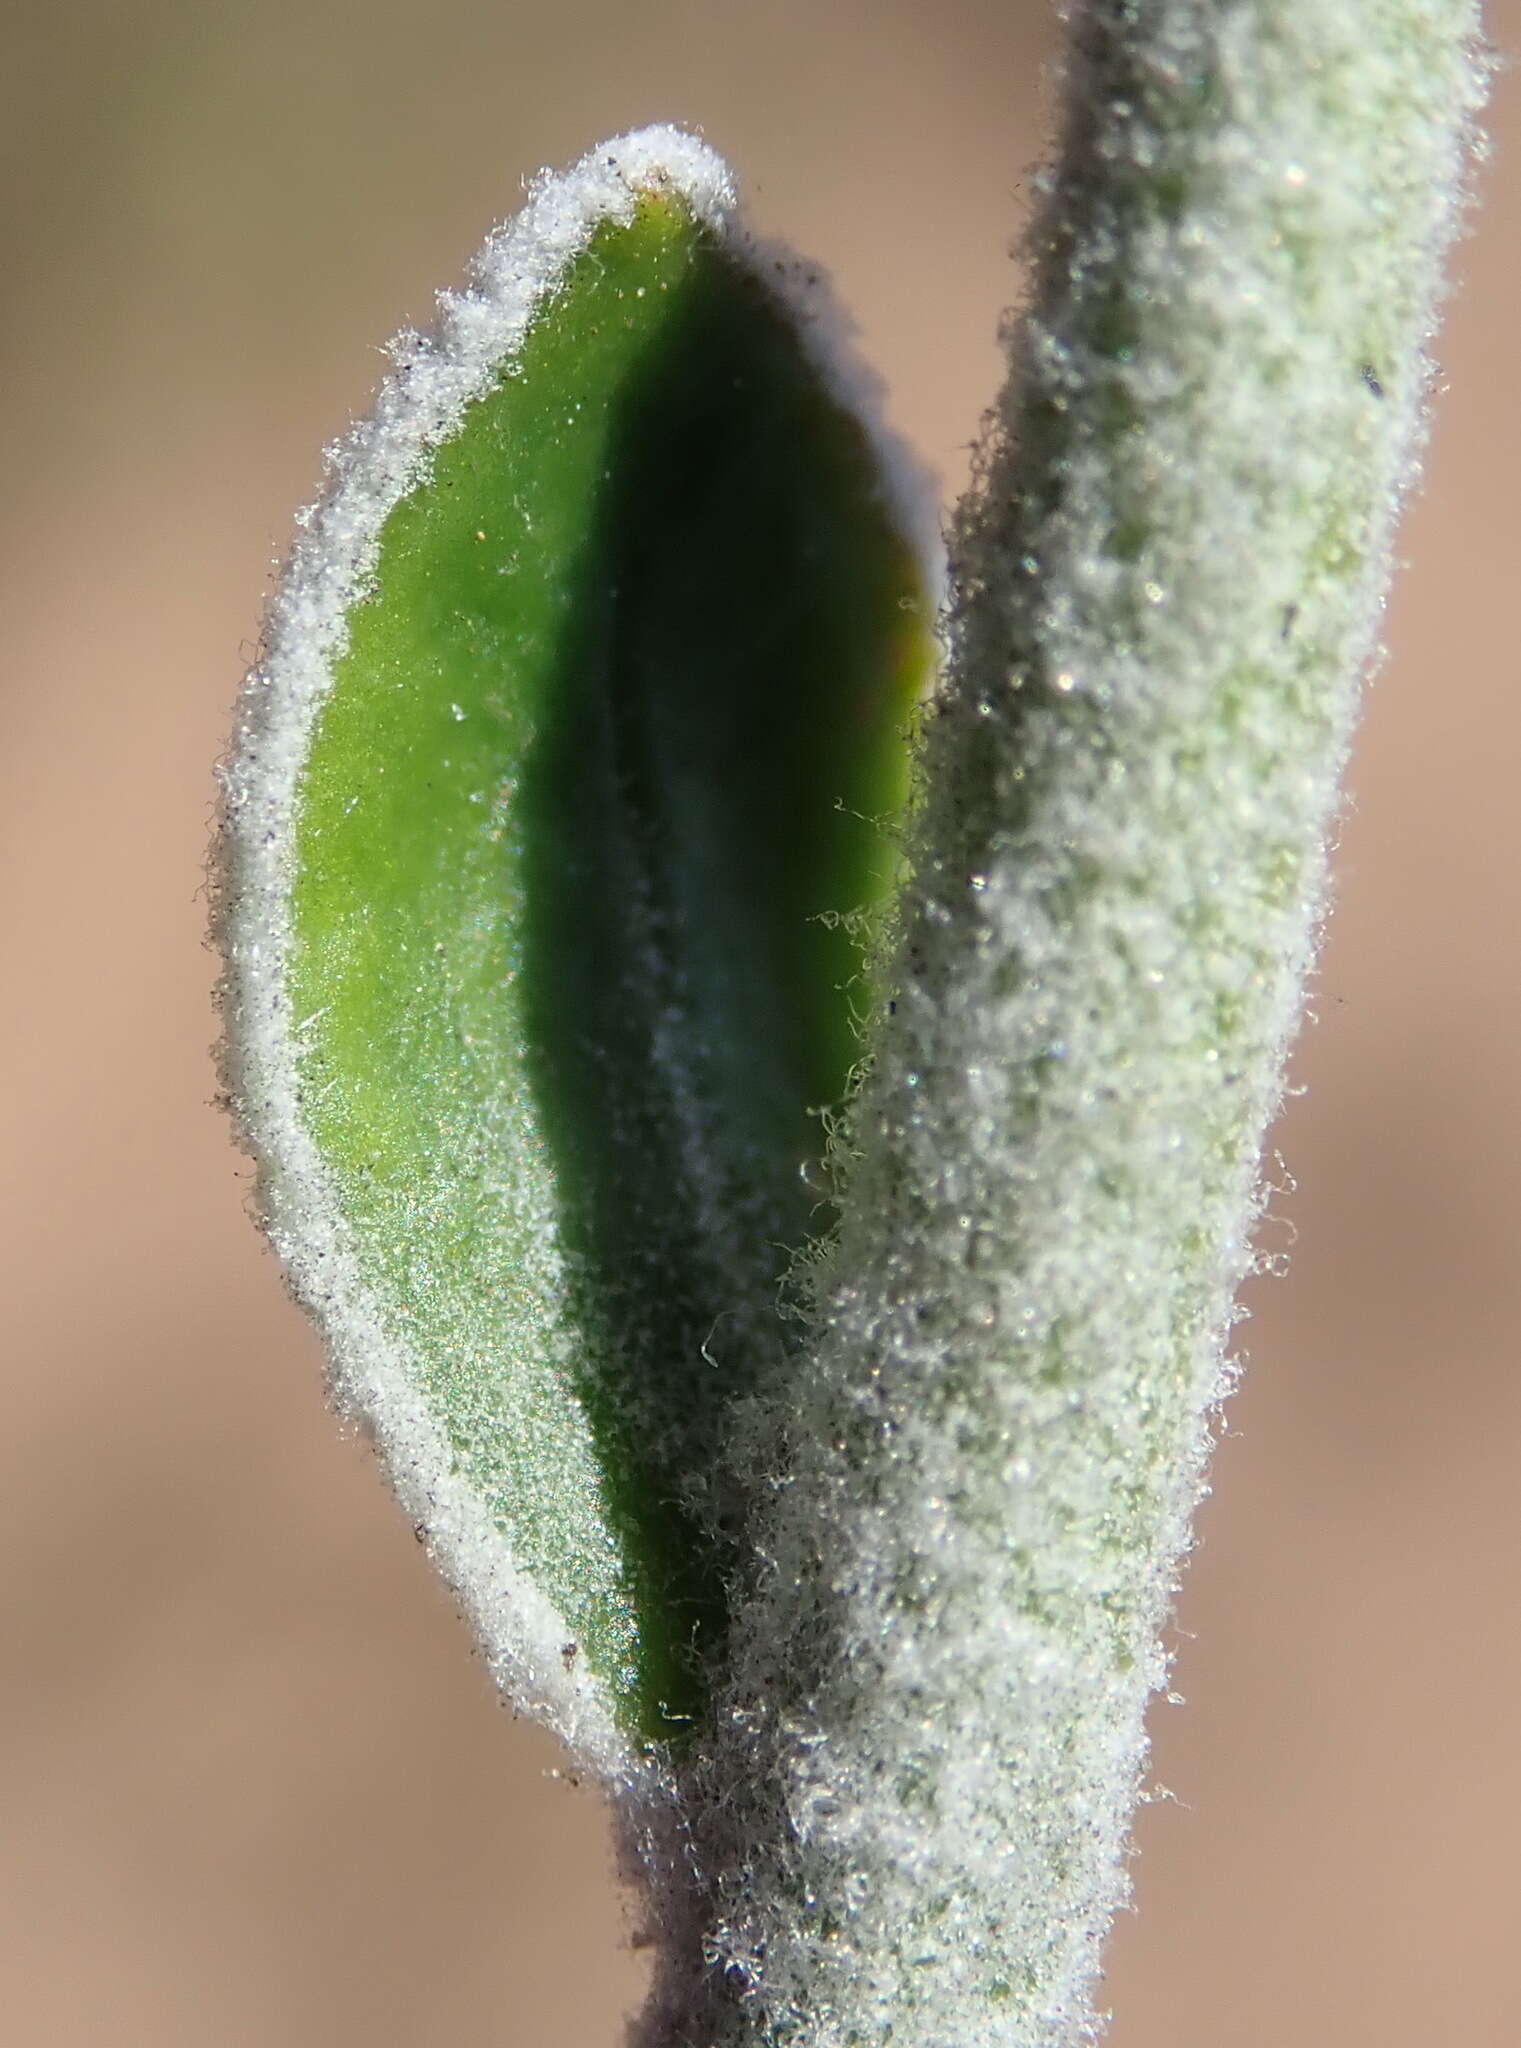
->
[288,196,932,1742]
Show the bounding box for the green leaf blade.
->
[220,132,935,1757]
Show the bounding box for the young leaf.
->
[216,128,935,1774]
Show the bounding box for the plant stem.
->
[639,2,1485,2042]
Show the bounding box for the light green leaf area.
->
[289,196,932,1745]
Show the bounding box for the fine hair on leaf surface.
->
[216,126,937,1785]
[655,7,1486,2043]
[217,3,1487,2040]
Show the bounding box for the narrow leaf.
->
[671,7,1487,2044]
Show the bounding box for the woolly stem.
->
[641,2,1485,2043]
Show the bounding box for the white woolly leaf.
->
[648,7,1487,2046]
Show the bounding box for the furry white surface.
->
[660,4,1486,2044]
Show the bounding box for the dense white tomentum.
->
[652,4,1484,2044]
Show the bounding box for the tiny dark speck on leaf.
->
[1361,363,1385,398]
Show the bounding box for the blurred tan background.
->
[3,1,1518,2042]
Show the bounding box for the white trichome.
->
[654,4,1486,2044]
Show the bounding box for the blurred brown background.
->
[3,1,1517,2041]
